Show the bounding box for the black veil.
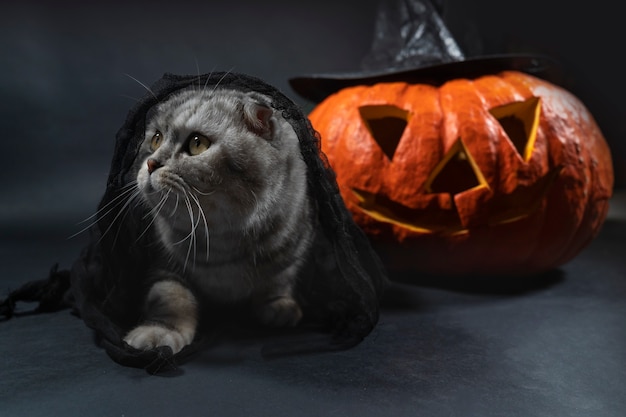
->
[2,72,387,374]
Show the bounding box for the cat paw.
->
[256,296,302,327]
[123,324,193,354]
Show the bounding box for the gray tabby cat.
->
[123,86,313,354]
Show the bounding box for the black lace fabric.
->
[2,72,388,374]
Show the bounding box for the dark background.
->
[1,1,625,416]
[0,0,623,240]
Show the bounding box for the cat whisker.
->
[136,191,170,242]
[166,189,193,245]
[190,204,203,268]
[119,94,142,103]
[97,189,143,245]
[76,182,137,225]
[171,194,180,215]
[160,178,198,258]
[171,226,194,246]
[189,192,210,262]
[124,73,158,101]
[202,66,216,92]
[194,58,202,90]
[167,189,198,271]
[191,185,215,196]
[211,68,234,94]
[67,221,98,241]
[181,191,199,273]
[68,183,139,240]
[141,190,169,221]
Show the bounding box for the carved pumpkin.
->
[309,71,614,275]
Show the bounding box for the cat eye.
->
[150,131,163,151]
[188,133,211,155]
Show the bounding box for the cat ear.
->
[243,101,274,140]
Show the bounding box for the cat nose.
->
[147,158,162,174]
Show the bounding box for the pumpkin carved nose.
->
[147,158,162,174]
[424,140,484,195]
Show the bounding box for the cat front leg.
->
[124,280,197,354]
[252,263,304,328]
[252,272,302,328]
[255,295,303,327]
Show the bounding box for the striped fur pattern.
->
[123,87,313,353]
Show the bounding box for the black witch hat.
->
[290,0,561,103]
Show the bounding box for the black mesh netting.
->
[1,72,387,374]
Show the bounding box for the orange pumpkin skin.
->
[309,71,614,275]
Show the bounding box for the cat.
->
[0,71,384,371]
[122,86,314,354]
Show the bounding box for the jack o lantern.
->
[309,71,614,275]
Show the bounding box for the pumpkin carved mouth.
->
[353,166,560,234]
[352,96,559,235]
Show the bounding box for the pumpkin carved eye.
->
[490,96,541,162]
[359,105,409,160]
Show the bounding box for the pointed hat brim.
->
[289,53,561,103]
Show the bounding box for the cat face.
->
[135,87,304,233]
